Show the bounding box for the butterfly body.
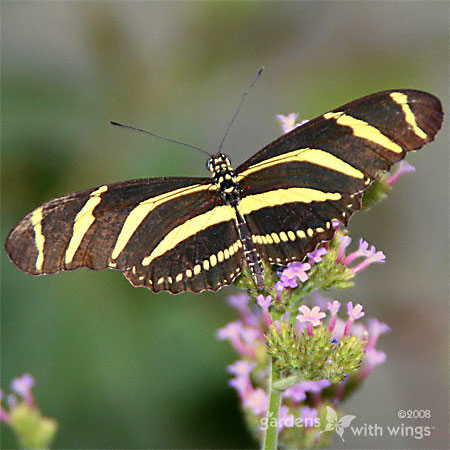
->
[5,89,443,293]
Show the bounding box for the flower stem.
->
[262,358,282,450]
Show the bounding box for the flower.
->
[227,360,256,377]
[344,302,365,336]
[256,294,272,310]
[0,389,10,423]
[277,113,300,133]
[327,300,341,315]
[301,406,318,427]
[278,405,295,431]
[11,374,34,408]
[297,305,326,327]
[283,379,331,404]
[280,262,311,288]
[387,160,416,186]
[227,293,250,310]
[367,318,391,350]
[244,388,268,415]
[336,236,352,263]
[308,247,327,264]
[216,321,257,357]
[347,302,365,321]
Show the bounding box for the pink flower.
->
[256,294,273,310]
[227,360,256,377]
[308,247,327,264]
[301,406,318,427]
[297,305,326,327]
[327,300,341,315]
[344,302,365,336]
[347,302,365,321]
[277,113,301,133]
[387,160,416,186]
[11,374,34,408]
[367,318,391,350]
[278,405,295,431]
[336,236,352,263]
[0,389,10,423]
[244,388,268,415]
[280,262,311,288]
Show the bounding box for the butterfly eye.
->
[206,160,212,171]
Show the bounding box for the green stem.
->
[262,358,282,450]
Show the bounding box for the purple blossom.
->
[229,375,252,399]
[283,384,307,403]
[227,293,250,310]
[336,235,352,263]
[227,360,256,377]
[0,389,9,423]
[327,300,341,315]
[308,247,327,264]
[367,318,391,350]
[11,374,34,408]
[256,294,273,310]
[216,321,258,357]
[347,302,365,321]
[341,238,386,273]
[351,249,386,274]
[244,388,268,415]
[280,262,311,288]
[387,160,416,186]
[256,294,273,326]
[344,302,365,336]
[284,379,331,405]
[301,406,318,427]
[297,305,326,327]
[360,348,387,379]
[277,113,300,133]
[278,405,295,431]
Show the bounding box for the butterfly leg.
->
[234,208,264,288]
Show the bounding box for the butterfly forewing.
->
[237,89,443,177]
[234,89,443,267]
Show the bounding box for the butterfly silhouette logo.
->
[322,406,356,442]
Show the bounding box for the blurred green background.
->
[1,2,448,449]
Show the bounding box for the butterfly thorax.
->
[207,153,240,205]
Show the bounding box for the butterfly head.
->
[207,153,239,205]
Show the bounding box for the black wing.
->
[5,177,244,293]
[235,89,443,264]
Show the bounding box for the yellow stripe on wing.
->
[65,185,108,264]
[324,111,403,154]
[389,92,428,139]
[30,206,45,271]
[238,148,365,181]
[141,204,236,266]
[111,184,214,260]
[238,187,341,215]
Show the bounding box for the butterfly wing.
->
[235,89,443,264]
[6,177,244,293]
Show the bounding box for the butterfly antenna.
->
[217,66,264,154]
[110,121,212,156]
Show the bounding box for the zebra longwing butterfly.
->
[5,89,443,293]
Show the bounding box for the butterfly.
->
[5,89,443,293]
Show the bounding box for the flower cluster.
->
[1,374,57,449]
[218,284,389,447]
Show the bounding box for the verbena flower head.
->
[1,374,58,448]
